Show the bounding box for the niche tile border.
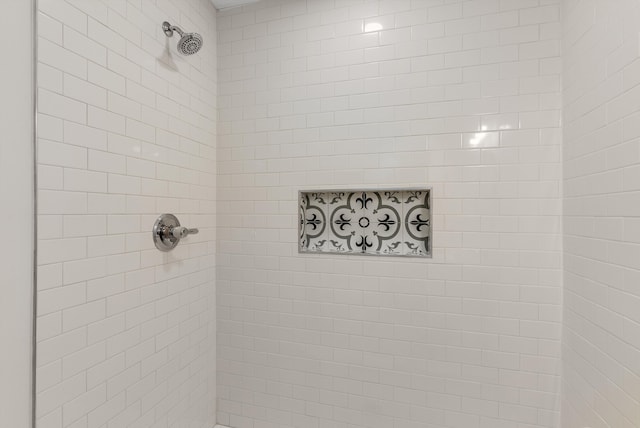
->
[299,188,432,258]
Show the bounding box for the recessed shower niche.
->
[299,189,431,257]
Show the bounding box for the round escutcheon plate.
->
[152,213,181,252]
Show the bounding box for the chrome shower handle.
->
[171,226,199,239]
[153,214,199,252]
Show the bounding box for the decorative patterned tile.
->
[402,190,431,256]
[299,189,431,258]
[299,192,328,251]
[326,191,351,253]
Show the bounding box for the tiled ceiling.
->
[210,0,261,9]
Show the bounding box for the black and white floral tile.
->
[299,189,431,257]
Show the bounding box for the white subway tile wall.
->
[562,0,640,427]
[35,0,218,427]
[217,1,562,428]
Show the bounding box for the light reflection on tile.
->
[462,131,500,148]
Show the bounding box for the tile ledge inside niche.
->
[299,188,432,258]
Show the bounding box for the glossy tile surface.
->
[35,1,218,426]
[217,0,564,427]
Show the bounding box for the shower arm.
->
[162,21,184,37]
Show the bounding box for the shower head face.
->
[177,33,203,55]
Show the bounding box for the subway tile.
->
[88,62,126,95]
[38,165,64,191]
[38,12,63,45]
[38,237,86,265]
[107,51,141,83]
[39,190,87,215]
[88,106,126,134]
[63,168,108,193]
[39,89,87,124]
[33,0,575,426]
[63,26,107,67]
[88,235,126,258]
[62,301,106,333]
[63,215,106,238]
[88,17,126,55]
[63,257,107,284]
[36,373,86,419]
[38,38,87,79]
[88,150,126,174]
[215,0,564,426]
[38,282,86,316]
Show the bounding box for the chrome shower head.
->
[177,32,203,55]
[162,21,203,55]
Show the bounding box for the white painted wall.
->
[562,0,640,426]
[217,1,563,427]
[0,0,34,427]
[34,1,218,426]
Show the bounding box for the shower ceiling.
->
[210,0,261,9]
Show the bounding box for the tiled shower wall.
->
[562,0,640,427]
[35,0,217,427]
[217,1,563,427]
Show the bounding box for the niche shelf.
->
[299,189,431,258]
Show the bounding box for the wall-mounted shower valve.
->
[152,213,199,252]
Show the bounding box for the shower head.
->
[162,21,203,55]
[177,32,203,55]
